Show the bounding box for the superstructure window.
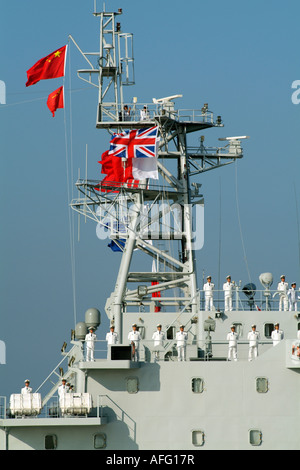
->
[45,434,57,450]
[232,322,243,337]
[137,326,145,339]
[191,378,204,393]
[166,326,176,340]
[264,323,274,339]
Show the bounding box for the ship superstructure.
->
[0,6,299,451]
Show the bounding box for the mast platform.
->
[95,109,221,131]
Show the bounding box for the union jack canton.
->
[108,126,158,159]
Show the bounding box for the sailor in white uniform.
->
[223,275,235,311]
[85,327,97,362]
[227,325,239,361]
[58,379,68,397]
[106,325,119,359]
[58,378,69,416]
[128,324,141,361]
[271,323,284,346]
[21,379,32,394]
[106,325,119,345]
[247,324,260,361]
[152,324,166,361]
[140,105,150,121]
[176,325,188,361]
[287,283,300,311]
[203,276,215,311]
[276,275,289,311]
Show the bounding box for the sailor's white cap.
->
[207,275,211,279]
[24,379,30,383]
[280,275,285,278]
[251,324,256,328]
[275,322,279,326]
[132,323,137,327]
[230,324,236,329]
[157,323,162,327]
[226,275,231,278]
[180,324,184,328]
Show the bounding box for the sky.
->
[0,0,300,400]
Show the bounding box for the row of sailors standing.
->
[85,321,300,364]
[204,274,300,311]
[275,275,300,311]
[127,323,187,362]
[128,322,297,363]
[21,379,74,396]
[227,322,297,362]
[204,275,235,311]
[85,325,119,362]
[227,325,262,362]
[119,105,150,122]
[129,323,187,362]
[105,323,185,362]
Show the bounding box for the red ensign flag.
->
[98,150,139,192]
[26,45,67,87]
[47,86,64,117]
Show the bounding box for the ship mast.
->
[70,7,247,343]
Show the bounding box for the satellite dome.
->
[75,322,88,341]
[85,308,101,330]
[259,273,273,288]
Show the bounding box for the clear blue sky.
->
[0,0,299,399]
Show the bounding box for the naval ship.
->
[0,5,299,451]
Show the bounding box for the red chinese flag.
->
[26,45,67,87]
[47,86,64,117]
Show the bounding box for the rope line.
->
[235,160,252,284]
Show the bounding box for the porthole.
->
[192,430,205,447]
[249,429,262,446]
[94,433,106,449]
[256,377,269,393]
[126,377,139,394]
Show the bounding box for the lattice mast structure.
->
[70,7,246,342]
